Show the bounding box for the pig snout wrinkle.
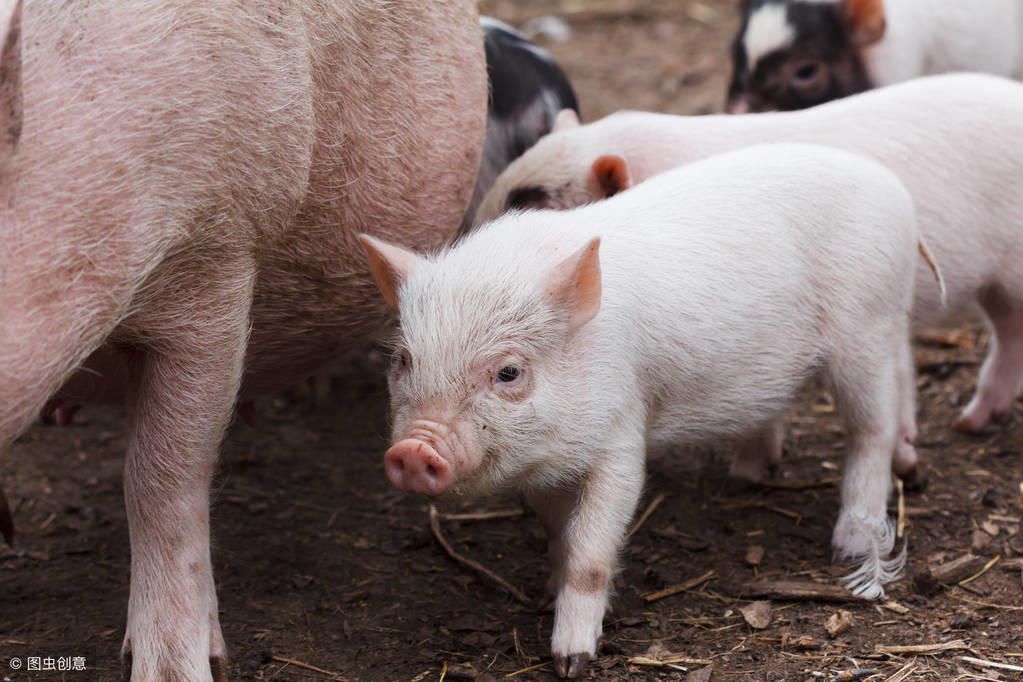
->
[385,438,452,496]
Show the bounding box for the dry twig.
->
[961,656,1023,673]
[740,580,862,602]
[828,668,876,682]
[896,478,905,539]
[958,555,1001,586]
[875,640,968,655]
[949,592,1023,611]
[627,492,666,538]
[884,662,916,682]
[506,660,550,677]
[271,655,340,678]
[644,569,716,602]
[440,509,524,522]
[627,654,712,668]
[930,553,985,585]
[429,505,530,605]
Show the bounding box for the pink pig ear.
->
[545,237,602,336]
[552,108,580,132]
[842,0,886,45]
[358,234,423,310]
[588,155,632,199]
[1,0,22,153]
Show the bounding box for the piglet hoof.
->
[897,466,928,493]
[721,475,758,496]
[553,652,591,679]
[951,403,1010,434]
[211,656,229,682]
[951,414,986,434]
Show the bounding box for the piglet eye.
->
[791,61,821,86]
[497,366,520,383]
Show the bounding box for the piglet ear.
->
[588,155,632,199]
[842,0,886,45]
[1,0,22,153]
[552,108,581,132]
[358,234,424,310]
[545,237,602,336]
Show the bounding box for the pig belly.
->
[47,1,487,403]
[642,339,821,447]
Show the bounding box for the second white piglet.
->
[476,73,1023,482]
[362,144,918,678]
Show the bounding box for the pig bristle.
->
[837,518,906,600]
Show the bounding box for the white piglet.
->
[363,144,920,678]
[477,73,1023,483]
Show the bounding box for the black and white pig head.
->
[725,0,886,113]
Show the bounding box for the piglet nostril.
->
[384,438,451,495]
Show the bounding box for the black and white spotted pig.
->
[726,0,1023,112]
[460,16,579,233]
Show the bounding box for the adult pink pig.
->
[0,1,486,680]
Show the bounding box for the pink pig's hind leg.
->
[120,249,254,682]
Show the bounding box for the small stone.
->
[741,600,772,629]
[950,613,973,629]
[882,600,909,615]
[824,609,855,637]
[981,487,1004,507]
[686,664,714,682]
[443,663,476,680]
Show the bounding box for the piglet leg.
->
[525,488,576,610]
[828,332,904,600]
[892,335,920,481]
[729,421,783,483]
[954,285,1023,433]
[550,441,645,678]
[121,251,254,682]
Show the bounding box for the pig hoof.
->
[951,404,1011,433]
[897,467,928,492]
[553,652,591,678]
[211,655,229,682]
[721,475,758,496]
[951,414,986,434]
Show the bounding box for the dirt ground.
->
[3,1,1023,680]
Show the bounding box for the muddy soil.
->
[3,1,1022,680]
